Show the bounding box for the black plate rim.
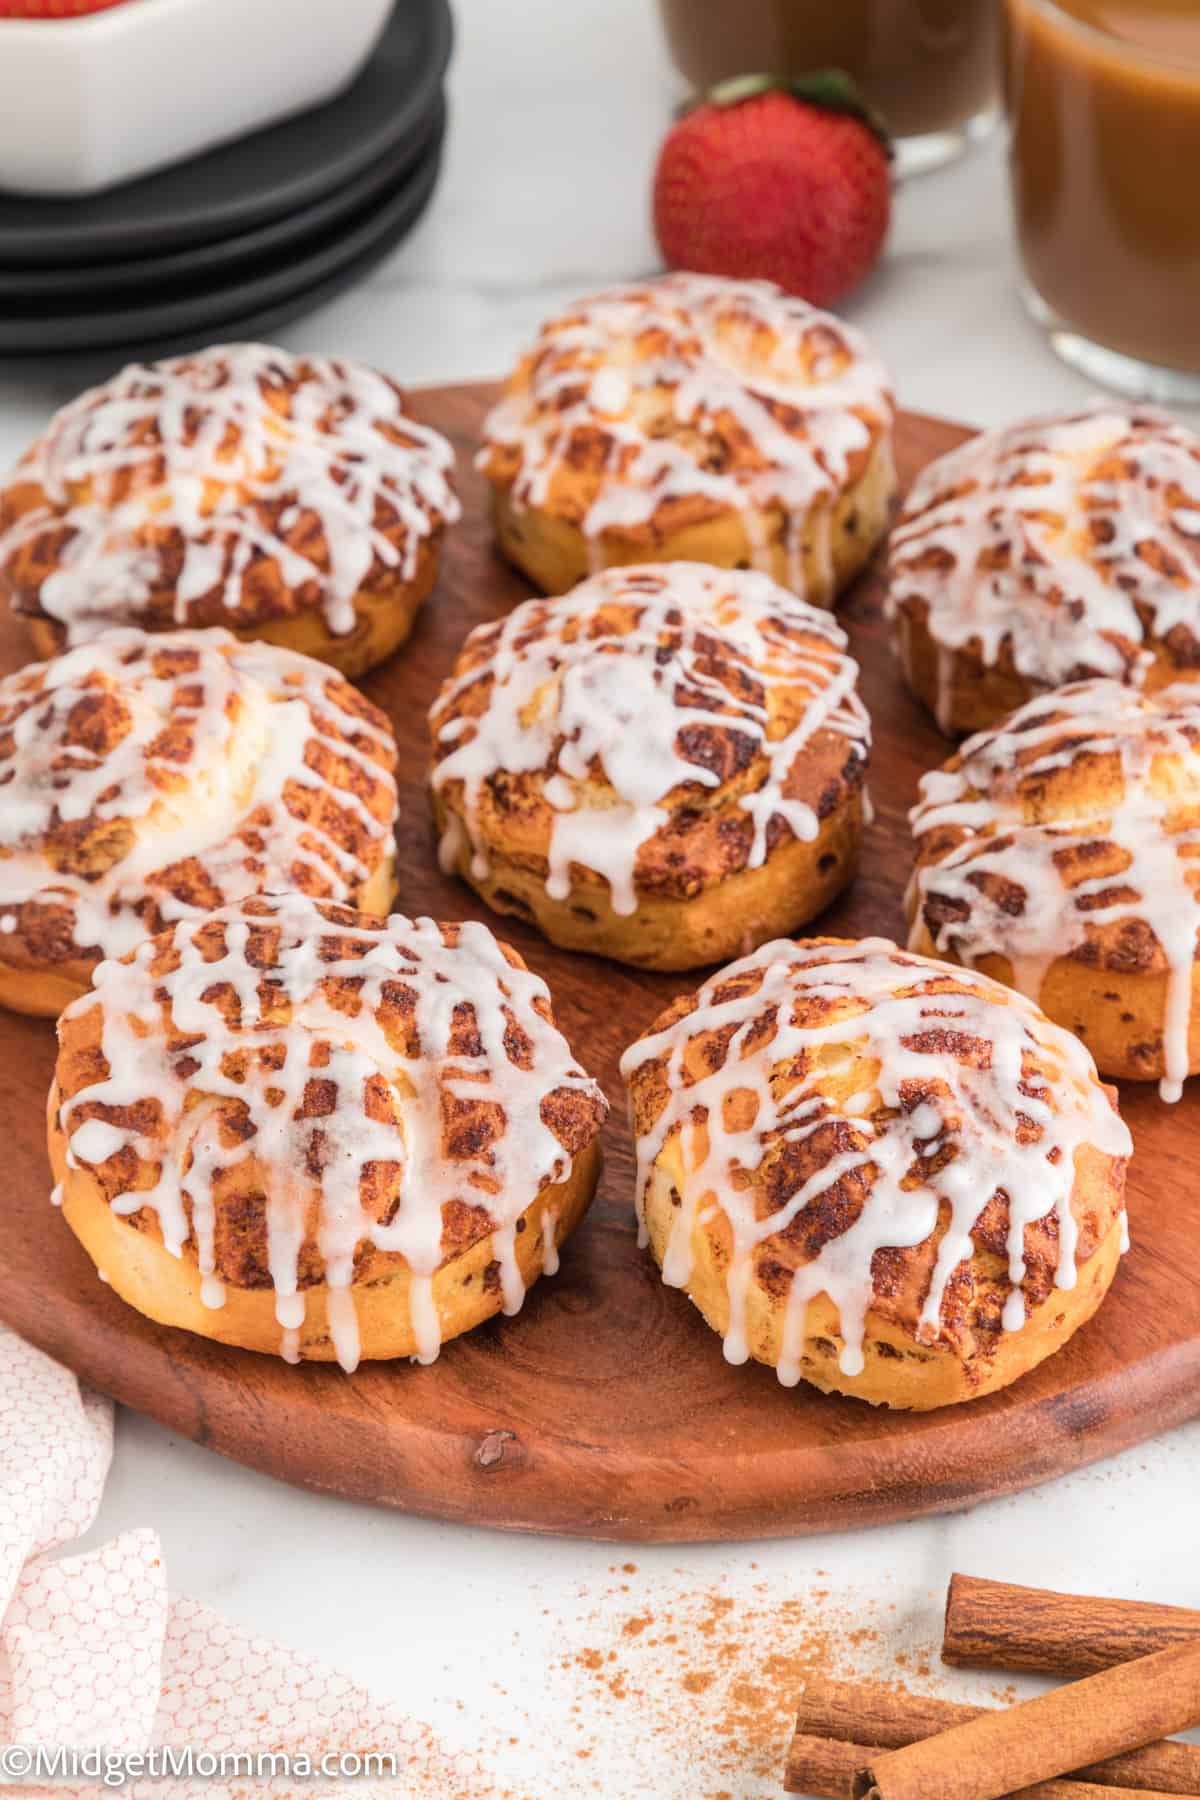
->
[0,158,441,375]
[0,0,452,267]
[0,132,444,356]
[0,93,446,305]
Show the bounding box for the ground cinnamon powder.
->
[555,1567,884,1796]
[485,1568,1021,1799]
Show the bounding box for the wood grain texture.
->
[0,384,1196,1543]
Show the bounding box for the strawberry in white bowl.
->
[0,1,132,16]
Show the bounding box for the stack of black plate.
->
[0,0,451,366]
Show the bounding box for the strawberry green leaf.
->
[698,68,894,158]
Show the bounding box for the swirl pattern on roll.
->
[53,894,608,1371]
[479,273,894,597]
[622,937,1130,1391]
[0,343,460,647]
[430,562,870,921]
[887,403,1200,732]
[909,677,1200,1101]
[0,628,398,989]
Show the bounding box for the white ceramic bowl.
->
[0,0,394,198]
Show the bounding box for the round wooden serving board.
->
[0,385,1197,1543]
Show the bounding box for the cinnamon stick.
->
[791,1676,1200,1793]
[944,1576,1200,1678]
[849,1639,1200,1800]
[784,1730,1187,1800]
[785,1733,864,1796]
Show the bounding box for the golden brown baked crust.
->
[908,678,1200,1099]
[51,1092,600,1368]
[0,628,398,1016]
[887,404,1200,736]
[621,936,1130,1409]
[0,344,460,678]
[479,273,895,602]
[429,563,870,971]
[50,894,607,1367]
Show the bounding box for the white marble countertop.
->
[3,3,1198,1796]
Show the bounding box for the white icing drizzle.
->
[887,404,1200,733]
[430,562,870,915]
[0,343,460,642]
[56,894,606,1371]
[0,626,397,964]
[620,937,1130,1383]
[909,678,1200,1103]
[540,1203,560,1277]
[479,273,893,595]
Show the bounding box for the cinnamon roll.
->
[887,404,1200,735]
[49,893,606,1368]
[478,273,895,601]
[621,937,1130,1409]
[0,628,398,1017]
[429,563,870,971]
[0,344,460,678]
[909,678,1200,1102]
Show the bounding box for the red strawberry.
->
[0,0,130,16]
[653,74,891,309]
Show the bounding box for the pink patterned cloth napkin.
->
[0,1329,487,1798]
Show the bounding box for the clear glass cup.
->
[657,0,1000,177]
[1006,0,1200,402]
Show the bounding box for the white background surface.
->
[2,3,1198,1796]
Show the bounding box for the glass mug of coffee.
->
[1006,0,1200,400]
[658,0,1000,175]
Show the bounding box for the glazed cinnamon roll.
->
[430,563,871,971]
[909,678,1200,1101]
[621,937,1130,1409]
[49,893,607,1368]
[0,628,398,1016]
[478,273,895,601]
[0,344,460,678]
[887,404,1200,735]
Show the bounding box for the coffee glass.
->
[658,0,1000,176]
[1006,0,1200,401]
